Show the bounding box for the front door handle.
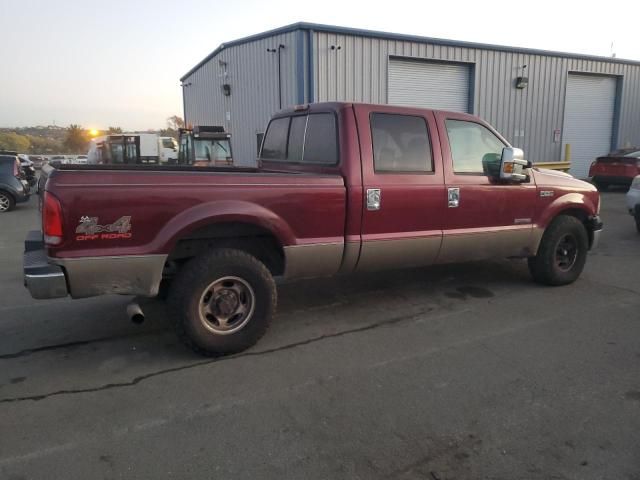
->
[448,187,460,208]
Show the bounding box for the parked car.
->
[0,153,30,212]
[589,148,640,190]
[23,102,602,356]
[29,155,46,168]
[48,155,66,167]
[18,154,37,188]
[626,175,640,232]
[75,155,88,164]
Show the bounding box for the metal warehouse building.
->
[181,22,640,177]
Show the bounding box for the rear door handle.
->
[366,188,381,211]
[448,187,460,208]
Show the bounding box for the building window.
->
[370,113,433,172]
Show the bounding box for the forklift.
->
[178,126,233,167]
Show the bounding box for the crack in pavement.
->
[0,328,169,360]
[0,308,432,405]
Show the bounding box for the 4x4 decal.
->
[75,216,132,241]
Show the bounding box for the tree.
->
[64,124,87,153]
[167,115,184,131]
[161,115,185,140]
[0,132,31,153]
[159,128,179,139]
[27,135,63,154]
[108,126,123,134]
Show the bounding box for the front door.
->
[354,104,446,271]
[434,112,537,263]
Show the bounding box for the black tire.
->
[0,191,15,213]
[528,215,589,286]
[594,181,609,192]
[156,279,171,300]
[634,207,640,234]
[168,248,277,356]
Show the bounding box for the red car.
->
[24,102,602,356]
[589,148,640,190]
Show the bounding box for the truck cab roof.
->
[272,101,481,122]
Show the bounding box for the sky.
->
[1,0,638,130]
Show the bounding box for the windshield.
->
[193,138,232,165]
[162,138,177,149]
[623,150,640,158]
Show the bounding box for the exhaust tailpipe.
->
[127,302,145,324]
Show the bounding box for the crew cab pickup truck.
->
[24,102,603,356]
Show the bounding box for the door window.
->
[109,143,124,164]
[445,120,506,174]
[370,113,433,173]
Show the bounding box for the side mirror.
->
[500,147,529,182]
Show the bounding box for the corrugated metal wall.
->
[313,31,640,164]
[182,26,640,166]
[182,31,299,165]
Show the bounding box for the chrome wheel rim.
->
[555,234,578,271]
[0,194,10,212]
[198,276,255,335]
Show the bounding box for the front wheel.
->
[168,248,277,356]
[528,215,589,286]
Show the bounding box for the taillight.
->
[636,160,640,170]
[43,192,64,246]
[13,159,19,177]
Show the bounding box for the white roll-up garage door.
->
[562,74,617,178]
[388,59,470,113]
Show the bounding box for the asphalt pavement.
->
[0,189,638,480]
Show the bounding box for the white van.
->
[88,134,178,165]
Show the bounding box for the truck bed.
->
[43,166,347,260]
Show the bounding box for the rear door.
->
[354,104,445,271]
[435,112,538,263]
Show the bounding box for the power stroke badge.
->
[75,216,132,241]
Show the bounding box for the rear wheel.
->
[0,191,15,212]
[528,215,589,286]
[168,248,276,356]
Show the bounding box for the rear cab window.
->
[260,112,339,166]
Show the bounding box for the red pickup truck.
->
[24,102,602,356]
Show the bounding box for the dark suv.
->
[0,154,30,212]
